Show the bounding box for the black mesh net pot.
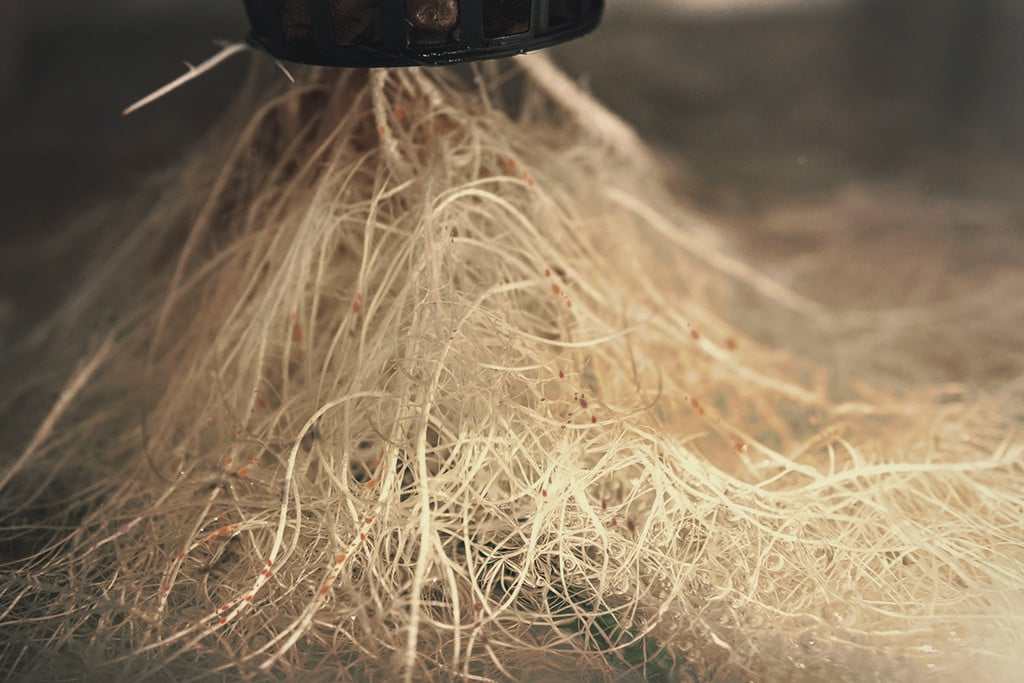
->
[243,0,603,67]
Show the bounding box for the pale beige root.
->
[1,59,1022,682]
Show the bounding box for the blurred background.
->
[1,0,1023,350]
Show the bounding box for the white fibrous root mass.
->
[1,60,1022,682]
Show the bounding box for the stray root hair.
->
[2,58,1023,682]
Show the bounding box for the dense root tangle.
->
[2,60,1023,682]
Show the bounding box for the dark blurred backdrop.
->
[1,0,1022,346]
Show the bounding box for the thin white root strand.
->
[122,42,249,116]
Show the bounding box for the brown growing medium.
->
[1,61,1023,682]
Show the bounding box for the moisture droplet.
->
[822,604,847,627]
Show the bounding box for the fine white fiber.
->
[1,57,1023,682]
